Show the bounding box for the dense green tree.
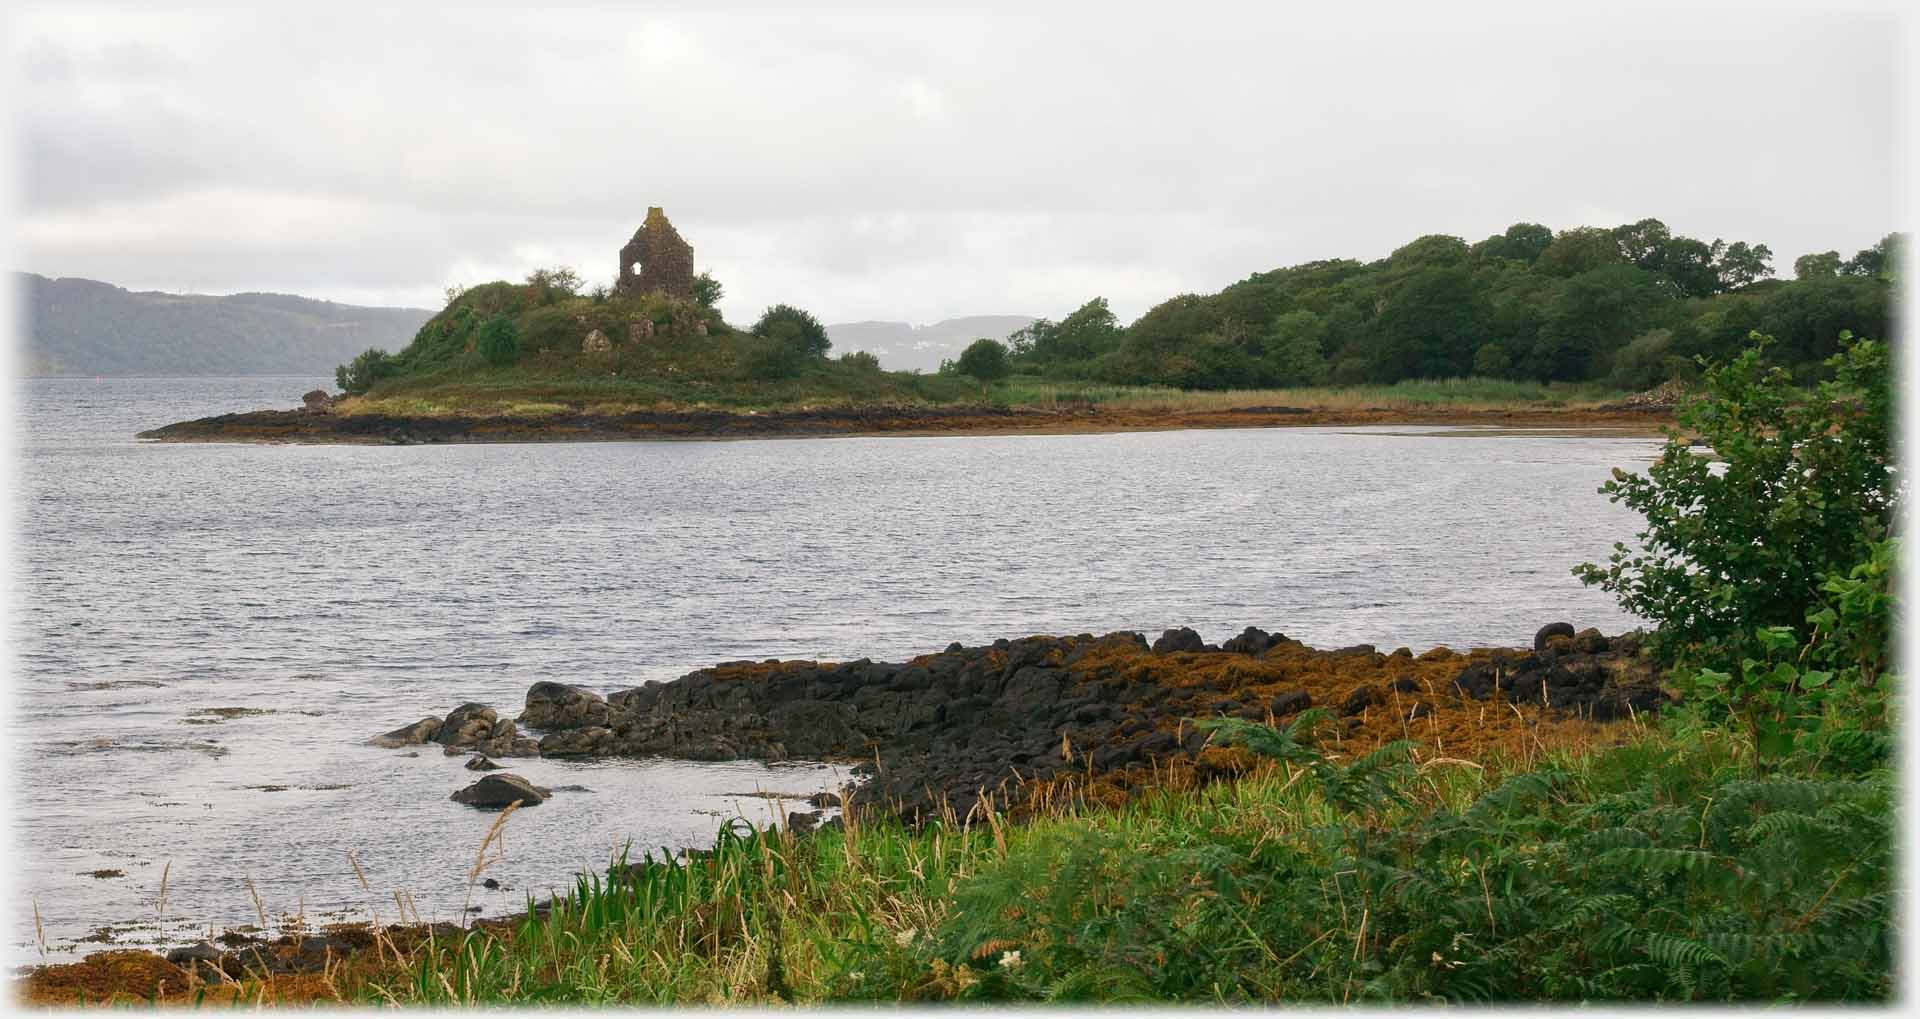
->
[1795,251,1844,279]
[1470,222,1554,264]
[1612,218,1673,267]
[1530,265,1671,381]
[955,338,1011,384]
[838,350,882,371]
[1536,227,1625,277]
[1472,342,1513,378]
[1711,240,1775,291]
[1842,233,1903,279]
[752,304,831,359]
[1266,311,1330,385]
[1606,329,1677,390]
[1368,267,1491,381]
[1387,234,1470,269]
[1010,298,1122,368]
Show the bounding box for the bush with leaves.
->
[693,271,724,309]
[1573,332,1892,738]
[753,304,831,359]
[839,350,882,371]
[475,314,520,367]
[335,347,396,395]
[955,338,1011,385]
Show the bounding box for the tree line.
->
[983,220,1898,390]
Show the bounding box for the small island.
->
[135,212,1897,445]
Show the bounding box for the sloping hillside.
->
[20,273,434,376]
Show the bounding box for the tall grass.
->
[339,723,1889,1005]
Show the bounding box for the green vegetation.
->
[1006,224,1897,390]
[357,720,1887,1005]
[327,331,1893,1004]
[1577,332,1893,762]
[952,338,1011,384]
[331,220,1895,415]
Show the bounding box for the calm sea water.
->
[10,376,1661,963]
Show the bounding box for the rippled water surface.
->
[11,376,1662,962]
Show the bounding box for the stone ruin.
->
[615,206,695,300]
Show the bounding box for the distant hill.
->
[18,272,435,376]
[827,315,1038,373]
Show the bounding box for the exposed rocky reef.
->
[376,623,1666,823]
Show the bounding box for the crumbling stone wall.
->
[615,207,695,300]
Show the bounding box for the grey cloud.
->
[14,5,1904,326]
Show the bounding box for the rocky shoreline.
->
[135,402,1672,445]
[21,622,1666,1004]
[382,621,1665,824]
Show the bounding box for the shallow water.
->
[10,376,1661,963]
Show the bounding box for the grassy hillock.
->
[330,279,1637,419]
[335,281,986,416]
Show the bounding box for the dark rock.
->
[1269,690,1312,717]
[482,878,500,889]
[1221,626,1276,655]
[370,717,441,748]
[807,790,841,809]
[1534,622,1577,652]
[167,940,237,980]
[769,700,857,757]
[450,773,550,808]
[786,810,821,835]
[465,755,502,771]
[1450,663,1496,700]
[1341,684,1384,716]
[1407,702,1433,721]
[300,390,335,414]
[432,703,498,746]
[1389,676,1421,695]
[1332,644,1378,657]
[521,682,609,731]
[1572,628,1610,654]
[1151,627,1207,654]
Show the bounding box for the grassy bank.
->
[333,719,1886,1005]
[342,369,1628,419]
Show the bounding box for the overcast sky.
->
[9,3,1909,326]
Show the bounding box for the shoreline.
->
[19,621,1665,1005]
[135,403,1676,445]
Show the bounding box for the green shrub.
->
[476,314,520,367]
[1574,332,1893,750]
[693,271,724,309]
[956,338,1011,384]
[1607,329,1676,390]
[335,347,396,394]
[753,304,830,359]
[839,350,882,371]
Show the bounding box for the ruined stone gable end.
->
[615,207,695,301]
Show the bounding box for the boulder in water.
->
[370,717,441,748]
[450,773,550,808]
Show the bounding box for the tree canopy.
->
[1001,221,1898,390]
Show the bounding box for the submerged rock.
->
[450,773,550,808]
[465,755,502,771]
